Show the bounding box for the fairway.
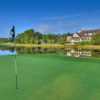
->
[0,54,100,100]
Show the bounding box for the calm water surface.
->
[0,50,16,56]
[0,47,100,58]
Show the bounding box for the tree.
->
[16,29,43,44]
[92,33,100,45]
[16,29,34,43]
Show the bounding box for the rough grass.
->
[0,54,100,100]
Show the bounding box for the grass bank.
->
[0,54,100,100]
[0,43,100,50]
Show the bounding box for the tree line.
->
[15,29,100,45]
[0,29,100,45]
[16,29,68,44]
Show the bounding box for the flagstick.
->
[14,36,18,90]
[10,26,18,93]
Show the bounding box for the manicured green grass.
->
[0,54,100,100]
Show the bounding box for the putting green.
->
[0,54,100,100]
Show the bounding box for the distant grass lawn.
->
[0,54,100,100]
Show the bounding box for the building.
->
[66,29,100,44]
[66,33,81,44]
[71,33,82,44]
[78,29,100,41]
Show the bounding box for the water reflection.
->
[66,49,92,57]
[0,50,16,56]
[0,46,100,58]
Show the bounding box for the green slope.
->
[0,54,100,100]
[0,56,16,100]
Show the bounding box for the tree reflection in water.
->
[0,46,100,57]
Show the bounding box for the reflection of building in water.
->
[66,49,92,57]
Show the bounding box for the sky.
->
[0,0,100,37]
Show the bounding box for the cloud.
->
[34,22,80,34]
[34,24,51,33]
[38,14,81,21]
[34,13,100,33]
[34,15,81,33]
[33,14,84,33]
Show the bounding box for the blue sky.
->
[0,0,100,37]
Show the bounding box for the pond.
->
[0,47,100,58]
[0,50,16,56]
[65,49,100,58]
